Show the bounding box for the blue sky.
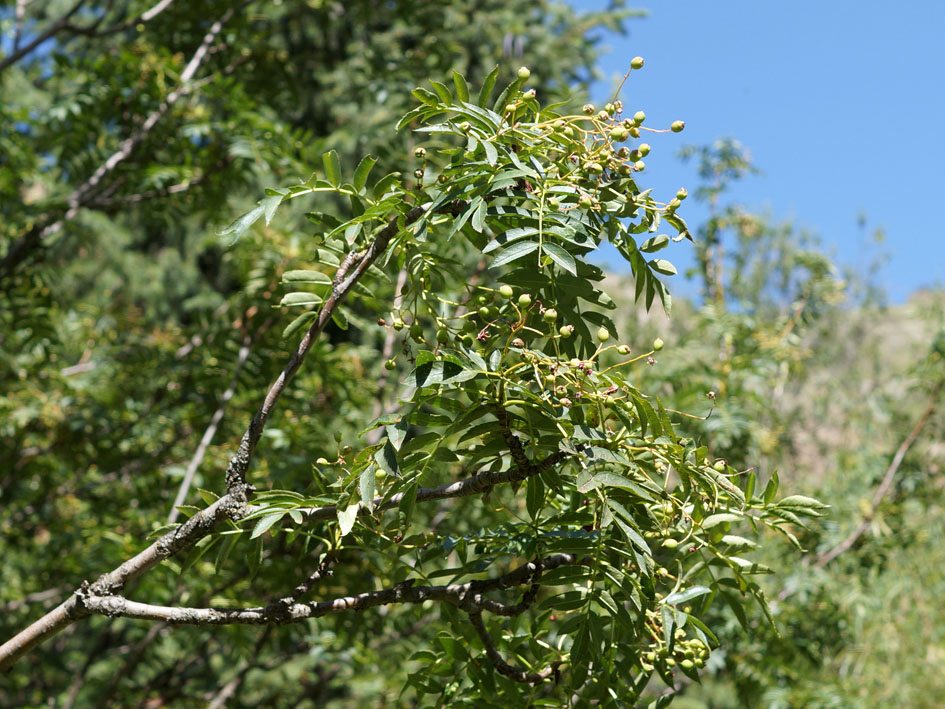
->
[571,0,945,302]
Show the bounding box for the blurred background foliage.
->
[1,0,943,706]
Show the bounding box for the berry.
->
[634,160,646,171]
[653,337,664,351]
[586,161,604,174]
[633,110,646,125]
[582,104,595,115]
[460,121,472,132]
[629,126,641,138]
[617,146,630,158]
[414,147,426,160]
[542,308,558,323]
[499,285,514,299]
[604,103,615,115]
[559,397,572,407]
[409,323,423,339]
[384,359,396,371]
[316,457,330,465]
[662,538,679,550]
[559,324,574,338]
[630,56,645,70]
[392,317,405,330]
[478,306,491,319]
[511,337,525,348]
[523,88,536,99]
[671,120,685,133]
[578,195,593,209]
[517,66,531,81]
[436,329,450,344]
[713,460,726,472]
[638,143,651,157]
[547,196,560,210]
[597,327,610,342]
[609,126,629,142]
[617,344,631,354]
[597,110,610,122]
[676,187,688,200]
[518,293,532,309]
[668,198,681,211]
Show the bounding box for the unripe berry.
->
[547,196,560,210]
[662,538,679,549]
[713,460,726,472]
[499,284,514,299]
[414,168,424,179]
[392,317,405,330]
[633,110,646,125]
[638,143,651,157]
[414,147,426,160]
[676,187,688,200]
[511,337,525,348]
[671,120,685,133]
[617,146,630,158]
[634,160,646,171]
[542,308,558,323]
[668,198,681,211]
[517,66,531,81]
[597,110,610,122]
[578,195,593,209]
[436,329,450,344]
[384,359,396,371]
[617,344,632,355]
[316,457,330,466]
[518,293,532,309]
[410,323,423,339]
[604,103,615,115]
[597,327,610,342]
[653,337,664,351]
[559,324,574,338]
[586,161,604,174]
[559,397,572,407]
[629,126,641,138]
[609,126,629,142]
[582,104,595,115]
[478,306,491,319]
[523,88,536,99]
[460,121,472,132]
[630,56,645,70]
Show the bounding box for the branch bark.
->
[75,554,583,625]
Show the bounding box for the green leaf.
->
[282,311,317,339]
[526,474,544,519]
[663,586,711,606]
[282,269,332,284]
[375,440,400,477]
[251,511,284,539]
[477,66,499,107]
[776,495,829,511]
[359,467,376,512]
[763,472,780,505]
[280,292,324,307]
[650,258,677,276]
[402,360,478,388]
[452,71,470,102]
[337,501,360,537]
[353,155,377,192]
[323,150,342,187]
[543,242,577,275]
[489,240,540,269]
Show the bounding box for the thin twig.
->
[468,611,557,684]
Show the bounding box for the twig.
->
[0,0,87,74]
[815,381,943,568]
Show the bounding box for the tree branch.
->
[468,611,557,684]
[0,0,87,74]
[74,554,583,626]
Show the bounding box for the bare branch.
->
[74,554,583,626]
